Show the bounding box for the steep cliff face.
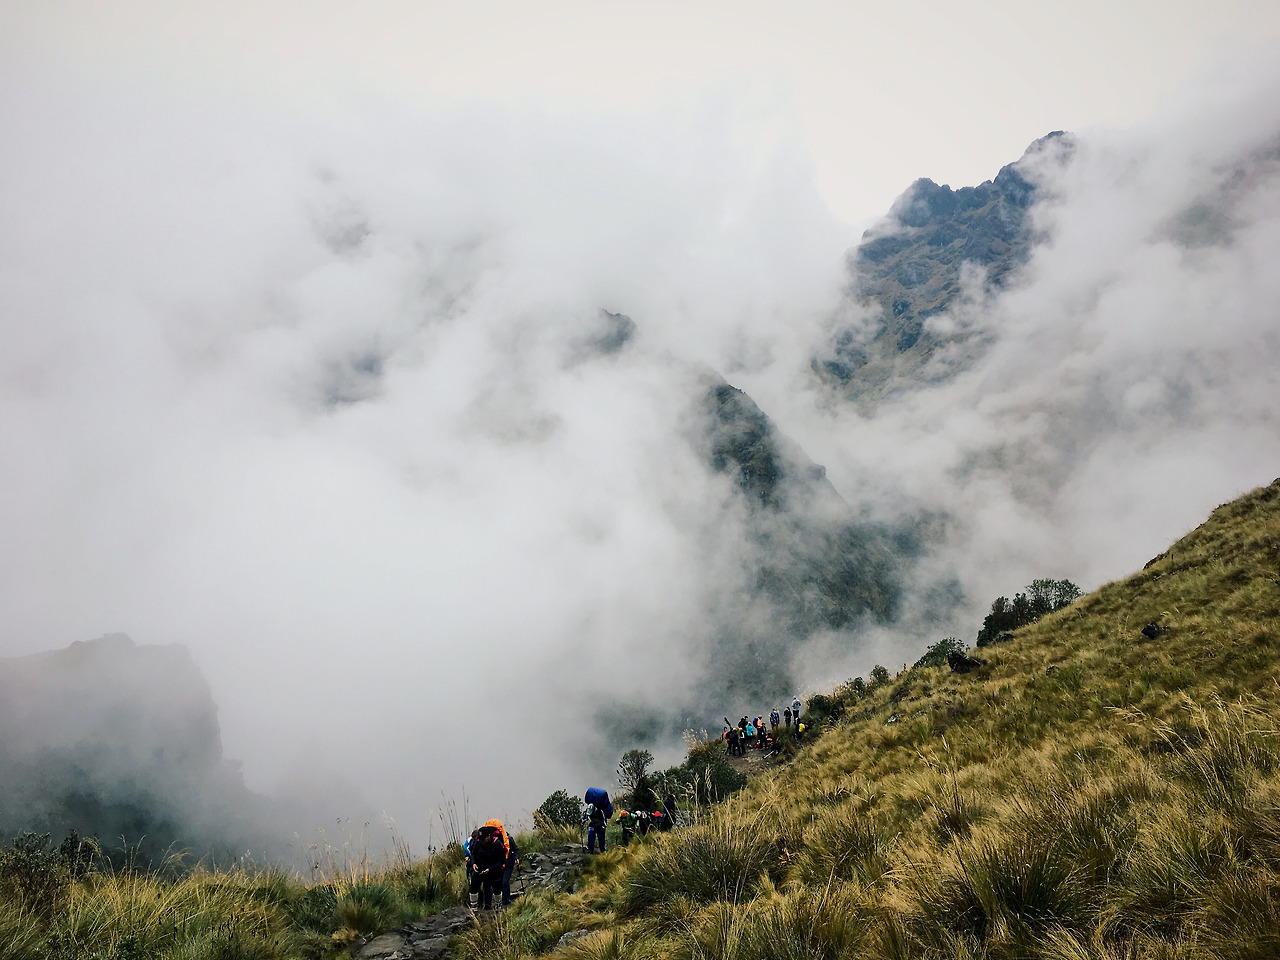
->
[0,634,271,862]
[818,132,1073,405]
[692,377,946,706]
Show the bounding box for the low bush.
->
[535,789,583,829]
[913,833,1087,950]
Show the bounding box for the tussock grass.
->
[618,817,780,916]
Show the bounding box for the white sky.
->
[6,0,1280,221]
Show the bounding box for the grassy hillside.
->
[460,477,1280,959]
[4,478,1278,960]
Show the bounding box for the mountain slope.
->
[688,376,939,714]
[593,370,947,746]
[468,476,1280,959]
[818,132,1072,406]
[0,634,275,864]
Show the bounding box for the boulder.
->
[947,651,986,674]
[1141,622,1164,640]
[357,933,411,960]
[515,844,588,895]
[556,929,596,949]
[411,936,451,960]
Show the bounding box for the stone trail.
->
[354,844,590,960]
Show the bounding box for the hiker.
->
[636,810,651,836]
[663,794,677,826]
[794,720,806,744]
[495,821,520,906]
[745,719,756,748]
[791,696,803,725]
[468,822,508,910]
[770,708,780,731]
[726,726,740,756]
[584,801,608,853]
[651,809,667,832]
[619,809,637,845]
[783,706,793,728]
[463,828,479,888]
[582,787,613,854]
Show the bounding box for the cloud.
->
[0,71,850,839]
[3,53,1279,849]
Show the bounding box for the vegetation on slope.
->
[457,477,1280,959]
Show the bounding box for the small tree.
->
[913,637,965,670]
[617,749,658,811]
[976,579,1082,646]
[869,665,890,689]
[534,790,582,829]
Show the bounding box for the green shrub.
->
[975,579,1081,646]
[536,789,584,829]
[914,637,966,670]
[285,884,338,932]
[916,835,1086,947]
[926,786,988,844]
[0,833,69,913]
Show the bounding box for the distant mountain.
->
[593,372,954,746]
[695,377,923,702]
[0,634,273,864]
[817,132,1072,405]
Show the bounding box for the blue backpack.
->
[584,787,613,819]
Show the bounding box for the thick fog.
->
[3,59,1279,849]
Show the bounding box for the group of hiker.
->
[470,702,810,913]
[582,786,676,854]
[463,818,520,910]
[723,695,806,756]
[466,786,680,911]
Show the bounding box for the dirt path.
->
[724,742,782,778]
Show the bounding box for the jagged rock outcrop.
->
[818,132,1073,406]
[947,651,987,674]
[0,634,273,863]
